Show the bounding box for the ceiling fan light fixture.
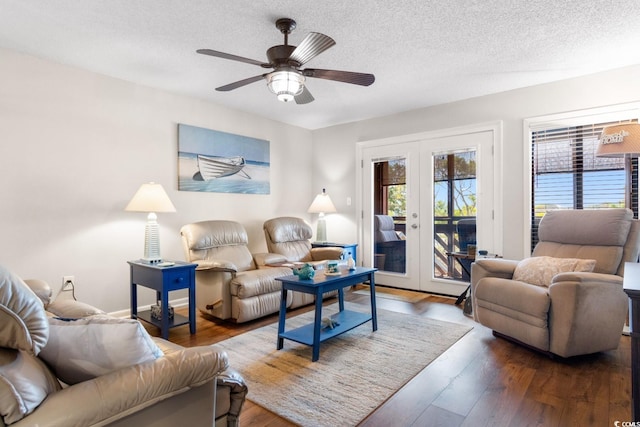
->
[267,70,305,102]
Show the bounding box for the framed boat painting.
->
[178,124,270,194]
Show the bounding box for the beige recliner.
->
[0,264,246,427]
[263,216,345,307]
[263,217,344,264]
[181,220,298,323]
[472,208,640,358]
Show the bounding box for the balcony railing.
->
[434,217,474,281]
[381,216,472,281]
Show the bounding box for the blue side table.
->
[311,242,358,264]
[128,260,197,339]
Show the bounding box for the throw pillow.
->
[0,265,49,355]
[512,256,597,287]
[38,316,163,385]
[0,347,61,424]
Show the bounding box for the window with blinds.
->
[530,119,638,248]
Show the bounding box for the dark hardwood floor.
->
[147,286,632,426]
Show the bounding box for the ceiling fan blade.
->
[289,32,335,65]
[197,49,268,67]
[294,86,314,104]
[302,68,375,86]
[215,75,265,92]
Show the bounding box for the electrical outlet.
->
[62,275,75,291]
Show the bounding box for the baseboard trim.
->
[109,297,190,319]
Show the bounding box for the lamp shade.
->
[596,123,640,157]
[125,183,176,213]
[267,70,305,102]
[307,188,337,214]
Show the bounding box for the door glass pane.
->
[433,150,477,282]
[373,159,407,273]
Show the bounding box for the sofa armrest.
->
[310,247,344,261]
[13,345,228,427]
[23,279,53,307]
[253,252,287,267]
[548,272,627,357]
[551,271,623,286]
[193,259,238,273]
[217,367,248,426]
[46,299,106,319]
[470,258,519,287]
[24,279,107,319]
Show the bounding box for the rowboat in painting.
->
[196,154,251,180]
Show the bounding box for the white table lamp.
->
[125,182,176,263]
[307,188,337,242]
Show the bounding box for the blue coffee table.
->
[275,267,378,361]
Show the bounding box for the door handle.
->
[411,224,418,229]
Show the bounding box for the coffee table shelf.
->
[278,310,372,346]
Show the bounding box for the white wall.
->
[313,65,640,260]
[3,44,640,312]
[0,48,316,312]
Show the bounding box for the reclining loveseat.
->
[181,220,297,323]
[181,219,341,323]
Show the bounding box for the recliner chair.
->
[457,218,476,253]
[455,218,476,281]
[472,208,640,358]
[263,216,344,264]
[374,214,406,273]
[263,216,345,307]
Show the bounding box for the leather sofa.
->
[472,208,640,358]
[181,220,315,323]
[0,265,247,427]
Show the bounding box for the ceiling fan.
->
[197,18,375,104]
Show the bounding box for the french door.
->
[359,125,500,294]
[362,143,421,289]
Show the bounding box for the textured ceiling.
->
[1,1,639,129]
